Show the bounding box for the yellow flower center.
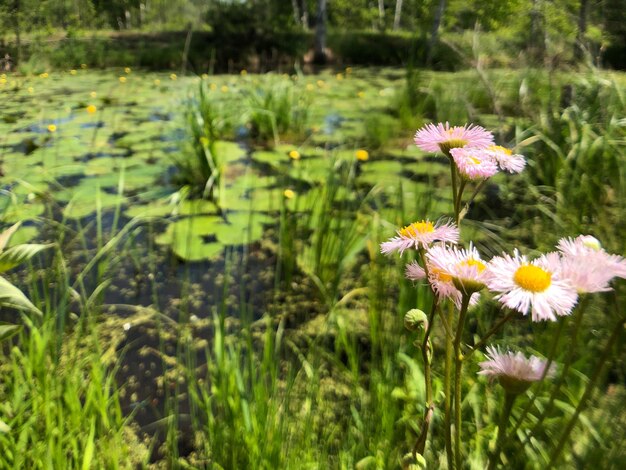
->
[514,265,552,292]
[431,267,453,283]
[458,259,486,272]
[399,221,435,238]
[489,145,512,156]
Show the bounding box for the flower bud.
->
[404,309,428,332]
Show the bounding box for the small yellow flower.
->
[70,69,77,75]
[119,76,127,83]
[288,150,301,160]
[220,85,229,93]
[240,69,248,76]
[201,73,209,80]
[306,83,315,91]
[47,124,57,133]
[283,189,295,199]
[40,72,49,79]
[357,91,365,98]
[154,79,161,86]
[81,63,87,69]
[90,91,97,98]
[317,80,325,88]
[345,67,353,74]
[124,67,131,74]
[86,104,97,114]
[170,73,177,80]
[0,78,6,85]
[209,83,217,91]
[27,87,34,93]
[355,149,369,161]
[336,73,343,81]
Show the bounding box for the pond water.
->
[0,67,469,453]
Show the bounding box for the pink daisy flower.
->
[427,243,488,295]
[414,122,494,154]
[405,247,480,308]
[380,219,459,256]
[405,261,426,281]
[478,346,554,394]
[486,250,578,321]
[450,147,499,180]
[556,235,626,293]
[486,145,526,173]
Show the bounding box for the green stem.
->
[444,302,455,470]
[488,392,517,470]
[464,309,518,362]
[413,297,438,457]
[455,179,467,223]
[510,317,566,438]
[453,294,471,470]
[448,156,459,222]
[547,317,624,468]
[522,298,589,446]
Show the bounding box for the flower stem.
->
[464,309,518,362]
[453,293,471,470]
[488,392,517,470]
[509,317,565,438]
[521,297,589,447]
[547,316,624,468]
[443,302,455,470]
[413,297,438,457]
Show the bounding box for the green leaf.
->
[0,244,51,273]
[0,276,42,316]
[0,222,21,252]
[0,418,10,433]
[0,323,21,342]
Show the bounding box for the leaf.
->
[0,244,51,273]
[0,323,21,342]
[0,223,21,253]
[0,419,10,433]
[81,419,96,470]
[0,276,42,316]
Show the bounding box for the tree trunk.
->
[427,0,446,65]
[291,0,301,26]
[298,0,309,28]
[13,0,21,66]
[528,0,545,63]
[378,0,385,30]
[393,0,403,31]
[575,0,589,59]
[313,0,327,64]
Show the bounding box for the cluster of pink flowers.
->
[384,221,626,322]
[414,122,526,179]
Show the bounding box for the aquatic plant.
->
[172,83,235,204]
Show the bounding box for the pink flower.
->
[380,219,459,256]
[406,245,481,308]
[556,235,626,293]
[450,147,499,180]
[414,122,494,154]
[405,261,426,281]
[478,346,554,394]
[486,145,526,173]
[486,250,578,321]
[427,243,488,295]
